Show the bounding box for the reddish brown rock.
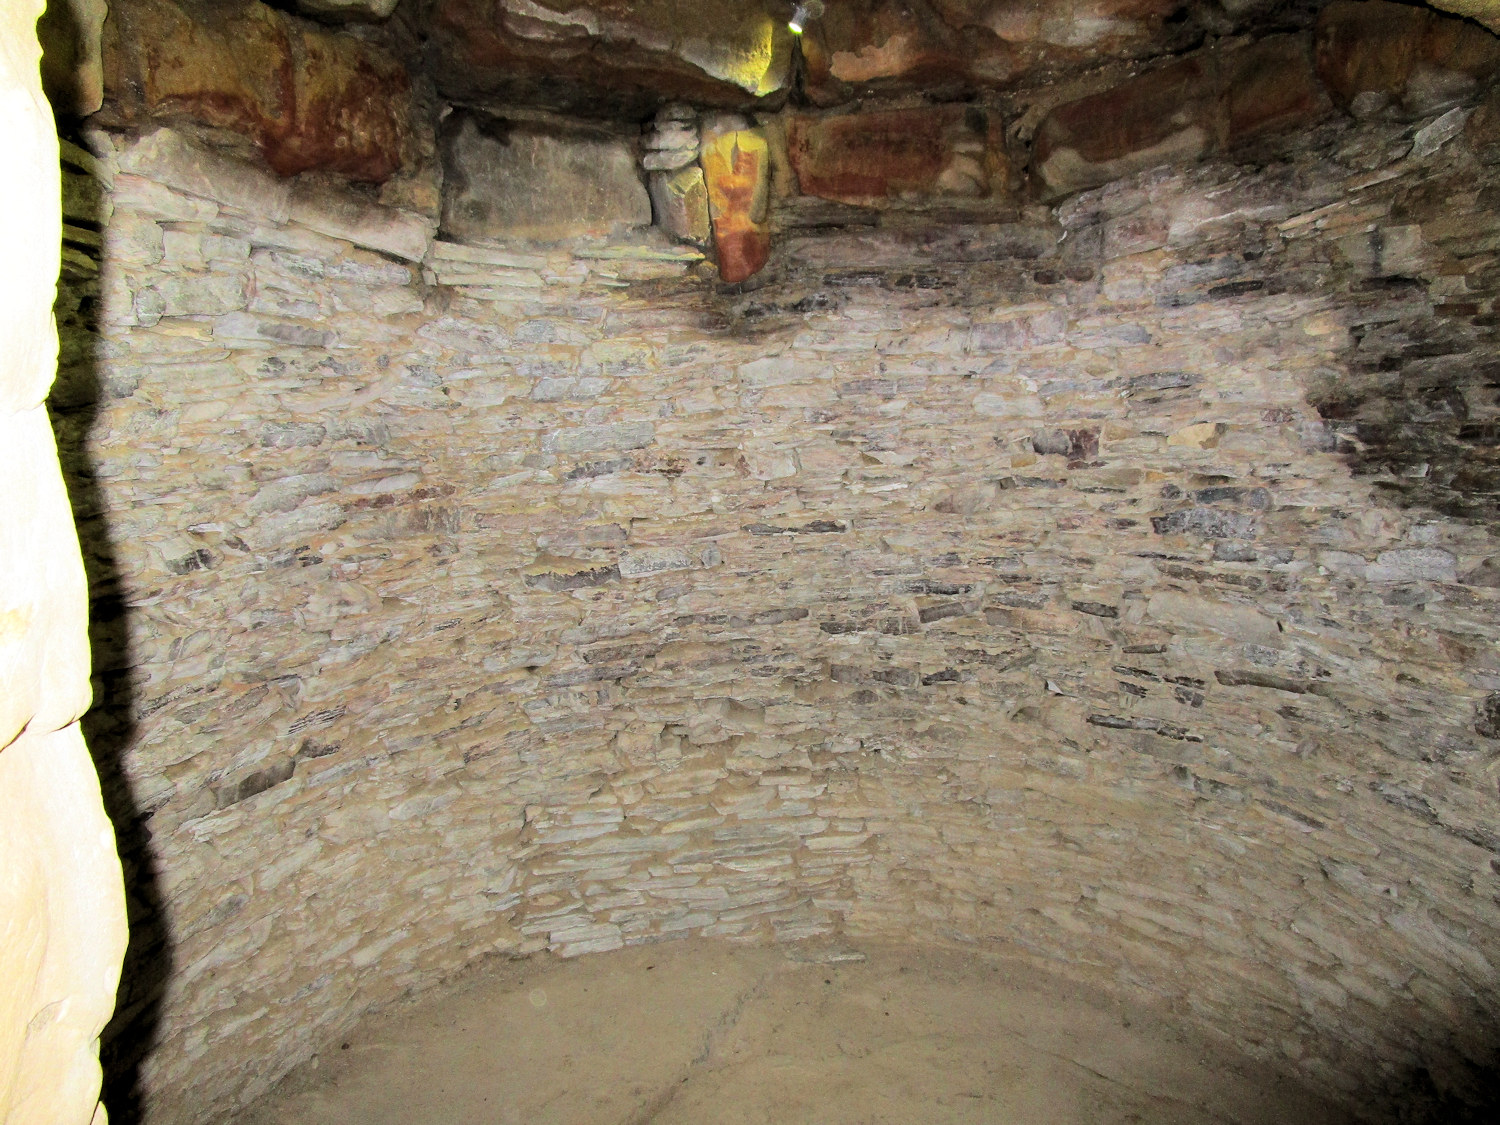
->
[1315,0,1500,115]
[1221,34,1329,146]
[104,0,413,182]
[788,106,1008,206]
[702,127,772,284]
[1032,56,1215,198]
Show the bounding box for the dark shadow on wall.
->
[1309,126,1500,529]
[1383,1058,1500,1125]
[49,120,173,1123]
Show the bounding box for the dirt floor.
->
[237,940,1354,1125]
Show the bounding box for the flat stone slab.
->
[440,114,651,242]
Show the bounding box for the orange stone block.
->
[788,106,1007,205]
[702,128,772,284]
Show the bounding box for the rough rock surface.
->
[102,0,416,181]
[51,92,1500,1124]
[440,113,651,242]
[2,4,127,1125]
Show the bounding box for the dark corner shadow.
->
[49,119,172,1123]
[1379,1056,1500,1125]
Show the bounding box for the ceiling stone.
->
[799,0,1215,103]
[425,0,798,114]
[294,0,402,22]
[424,0,1318,113]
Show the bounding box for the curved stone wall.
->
[55,105,1500,1123]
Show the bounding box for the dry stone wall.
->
[54,96,1500,1125]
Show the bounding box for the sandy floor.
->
[238,940,1353,1125]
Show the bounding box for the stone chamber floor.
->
[235,940,1354,1125]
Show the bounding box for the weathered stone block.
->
[441,114,651,243]
[105,0,415,181]
[788,106,1009,205]
[1167,421,1226,449]
[554,422,656,454]
[649,165,711,247]
[702,126,771,283]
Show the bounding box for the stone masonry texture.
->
[49,80,1500,1125]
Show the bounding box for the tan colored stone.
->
[0,409,94,740]
[0,13,62,416]
[117,127,292,222]
[0,727,127,1125]
[289,181,435,262]
[1145,591,1279,643]
[1167,421,1226,449]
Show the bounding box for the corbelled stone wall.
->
[55,93,1500,1124]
